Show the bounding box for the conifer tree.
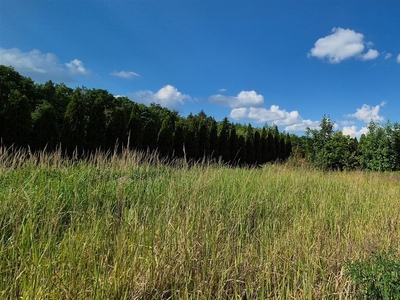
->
[238,135,247,165]
[185,118,199,160]
[198,119,210,159]
[209,119,219,159]
[230,126,239,164]
[219,117,230,162]
[142,118,158,151]
[261,127,268,164]
[245,124,255,164]
[267,131,276,162]
[158,115,175,157]
[254,131,262,163]
[106,107,127,151]
[173,120,185,158]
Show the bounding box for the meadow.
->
[1,147,399,299]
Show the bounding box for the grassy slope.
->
[1,148,399,299]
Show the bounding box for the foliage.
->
[346,251,400,299]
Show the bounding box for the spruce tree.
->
[185,118,199,160]
[219,117,230,162]
[209,119,219,159]
[245,124,255,164]
[238,135,247,166]
[198,119,210,159]
[261,127,268,164]
[230,126,239,165]
[254,131,262,164]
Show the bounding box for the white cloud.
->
[209,90,264,108]
[110,70,140,79]
[308,27,379,63]
[218,88,227,92]
[384,52,392,59]
[346,101,386,123]
[285,120,320,132]
[129,85,190,109]
[65,59,90,75]
[361,49,379,61]
[397,54,400,63]
[230,105,302,125]
[342,126,369,139]
[0,47,90,82]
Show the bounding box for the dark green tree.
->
[245,124,255,164]
[142,118,158,151]
[230,126,239,165]
[219,117,230,162]
[62,88,86,154]
[209,119,219,159]
[3,90,32,147]
[127,104,143,150]
[254,131,262,164]
[261,127,268,164]
[238,135,247,166]
[173,119,185,158]
[86,96,107,151]
[106,107,128,151]
[32,102,59,151]
[158,115,175,157]
[266,131,276,162]
[198,119,210,159]
[185,117,199,160]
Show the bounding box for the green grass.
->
[1,147,399,299]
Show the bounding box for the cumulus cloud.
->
[110,70,140,79]
[230,105,302,125]
[285,120,320,132]
[65,59,90,75]
[360,49,379,61]
[209,90,264,108]
[129,85,190,109]
[0,47,90,82]
[308,27,379,63]
[342,126,369,139]
[346,101,386,123]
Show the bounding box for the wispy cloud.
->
[397,54,400,63]
[0,47,90,82]
[308,27,379,63]
[129,85,191,109]
[110,70,140,79]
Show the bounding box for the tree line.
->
[0,65,292,165]
[291,116,400,171]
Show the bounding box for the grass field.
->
[1,147,399,299]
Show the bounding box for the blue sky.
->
[1,0,399,137]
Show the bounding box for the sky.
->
[1,0,399,137]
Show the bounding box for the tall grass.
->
[1,146,399,299]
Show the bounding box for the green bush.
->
[346,251,400,299]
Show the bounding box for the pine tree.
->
[261,127,268,164]
[238,135,247,166]
[267,131,276,162]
